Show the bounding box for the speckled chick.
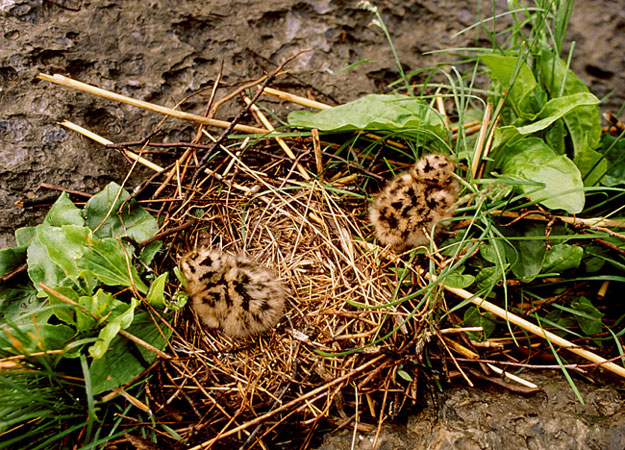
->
[179,247,286,339]
[368,153,459,251]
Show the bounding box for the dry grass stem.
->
[38,73,268,134]
[432,276,625,379]
[59,120,164,172]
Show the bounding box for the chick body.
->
[369,153,459,251]
[179,247,285,338]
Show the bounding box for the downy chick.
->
[368,153,459,251]
[179,247,286,339]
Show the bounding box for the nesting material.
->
[179,247,286,339]
[369,153,459,251]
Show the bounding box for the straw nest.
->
[148,136,436,449]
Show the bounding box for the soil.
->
[2,1,625,449]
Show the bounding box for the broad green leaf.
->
[84,182,158,242]
[574,148,607,187]
[515,93,599,136]
[77,289,116,331]
[145,272,168,308]
[443,267,475,289]
[0,246,26,277]
[479,54,537,115]
[473,265,502,291]
[89,322,121,360]
[480,240,509,265]
[0,323,75,354]
[44,286,79,325]
[0,282,43,325]
[570,296,603,337]
[27,229,80,298]
[78,238,148,294]
[502,137,584,213]
[463,306,496,341]
[597,134,625,186]
[43,192,84,227]
[288,94,446,136]
[545,120,567,155]
[90,311,172,394]
[538,50,604,185]
[505,224,547,282]
[36,225,97,295]
[542,244,583,274]
[15,227,36,247]
[89,297,137,360]
[139,240,163,266]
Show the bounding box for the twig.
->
[58,120,164,172]
[471,102,493,178]
[426,273,625,379]
[40,183,93,198]
[261,86,332,110]
[37,73,268,135]
[187,355,386,450]
[243,94,311,180]
[190,49,311,187]
[491,209,625,229]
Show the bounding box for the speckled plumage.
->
[369,153,459,251]
[179,247,285,339]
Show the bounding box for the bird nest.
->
[150,146,436,449]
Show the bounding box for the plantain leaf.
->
[84,182,158,242]
[78,238,148,294]
[502,137,584,213]
[288,94,446,137]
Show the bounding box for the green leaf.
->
[515,93,599,136]
[89,297,138,360]
[506,225,547,282]
[27,229,80,298]
[397,369,413,382]
[43,192,84,227]
[90,311,172,394]
[76,289,115,331]
[15,227,36,247]
[480,240,509,265]
[473,265,502,291]
[0,281,43,325]
[84,182,158,242]
[288,94,446,136]
[538,51,604,185]
[78,238,148,294]
[44,286,79,325]
[479,54,537,114]
[145,272,168,308]
[139,240,163,266]
[574,148,607,187]
[443,267,475,289]
[502,137,584,213]
[0,246,27,277]
[545,120,567,155]
[542,244,583,274]
[570,296,603,337]
[463,306,496,341]
[597,133,625,186]
[0,323,75,354]
[35,225,97,295]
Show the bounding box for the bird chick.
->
[368,153,459,251]
[179,247,286,339]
